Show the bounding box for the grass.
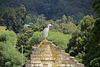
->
[0,26,6,30]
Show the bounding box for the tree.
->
[16,35,30,58]
[92,0,100,16]
[66,22,77,34]
[0,31,24,67]
[59,23,68,34]
[61,15,67,23]
[67,16,74,23]
[83,18,100,67]
[45,20,62,32]
[0,6,8,26]
[65,15,94,62]
[0,0,94,22]
[35,14,46,26]
[82,0,100,67]
[2,6,27,33]
[22,23,45,32]
[59,22,77,34]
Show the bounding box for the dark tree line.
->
[0,0,94,22]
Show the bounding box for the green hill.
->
[0,0,94,21]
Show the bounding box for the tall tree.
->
[16,35,30,58]
[2,6,27,33]
[65,15,94,62]
[83,0,100,67]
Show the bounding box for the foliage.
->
[92,0,100,16]
[0,0,94,22]
[83,17,100,67]
[0,31,24,67]
[16,35,30,58]
[29,31,72,50]
[65,15,94,62]
[59,22,77,34]
[0,30,17,46]
[0,6,27,33]
[48,31,72,50]
[61,15,67,23]
[16,24,35,58]
[0,0,98,66]
[45,20,62,32]
[82,0,100,66]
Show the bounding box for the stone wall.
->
[25,41,85,67]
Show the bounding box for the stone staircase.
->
[25,41,85,67]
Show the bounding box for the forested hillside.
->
[0,0,100,67]
[0,0,94,21]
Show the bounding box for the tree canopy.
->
[0,0,94,22]
[0,6,27,33]
[65,15,95,62]
[0,31,24,67]
[82,0,100,67]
